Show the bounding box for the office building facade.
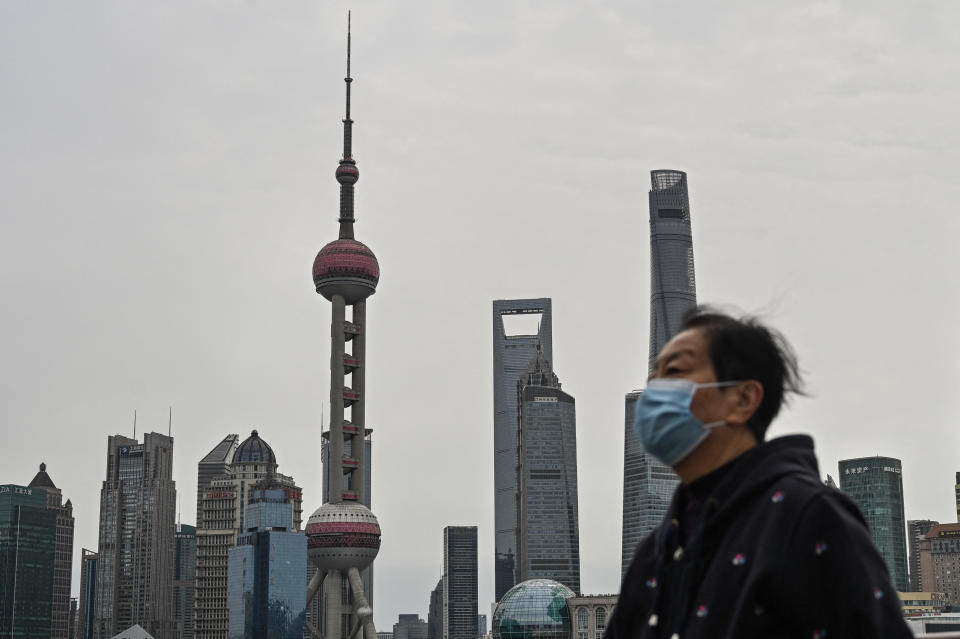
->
[444,526,478,639]
[838,456,908,591]
[492,298,552,600]
[909,519,938,592]
[227,477,306,639]
[428,579,443,639]
[393,615,428,639]
[77,549,99,639]
[919,523,960,605]
[0,484,57,637]
[196,435,240,528]
[28,462,75,639]
[621,170,696,576]
[173,523,197,639]
[515,347,580,593]
[195,430,302,639]
[94,433,176,639]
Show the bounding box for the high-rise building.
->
[476,615,486,638]
[443,526,478,639]
[515,346,580,593]
[908,519,938,592]
[77,549,99,639]
[94,433,176,639]
[173,523,197,639]
[304,17,382,639]
[621,170,697,577]
[0,483,57,637]
[918,523,960,604]
[69,598,78,639]
[492,298,552,600]
[427,579,443,639]
[227,476,307,638]
[195,430,302,639]
[196,435,240,528]
[838,457,908,591]
[955,473,960,522]
[27,462,75,639]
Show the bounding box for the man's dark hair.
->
[681,306,805,440]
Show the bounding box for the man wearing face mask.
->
[605,307,912,639]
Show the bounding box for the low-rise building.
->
[566,595,617,639]
[898,591,948,616]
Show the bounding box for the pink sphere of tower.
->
[312,238,380,303]
[306,501,381,572]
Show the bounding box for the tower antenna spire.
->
[336,11,358,240]
[133,409,137,439]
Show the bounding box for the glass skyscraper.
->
[27,462,74,639]
[0,484,57,638]
[227,477,306,639]
[77,549,99,639]
[443,526,478,639]
[621,170,697,576]
[493,298,552,600]
[516,346,580,593]
[173,523,197,639]
[838,456,908,591]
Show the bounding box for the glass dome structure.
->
[492,579,575,639]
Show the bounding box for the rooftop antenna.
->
[133,409,137,439]
[168,406,172,437]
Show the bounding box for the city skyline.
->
[2,2,959,629]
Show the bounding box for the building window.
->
[595,607,606,635]
[577,608,589,639]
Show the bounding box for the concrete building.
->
[919,523,960,605]
[899,591,948,616]
[196,435,239,529]
[172,523,196,639]
[492,297,552,600]
[195,430,301,639]
[27,462,75,639]
[227,476,306,638]
[444,526,478,639]
[908,519,938,592]
[838,456,908,591]
[94,433,176,639]
[516,345,580,593]
[0,483,57,637]
[567,595,617,639]
[77,549,99,639]
[621,170,697,576]
[393,615,428,639]
[428,578,443,639]
[305,19,382,639]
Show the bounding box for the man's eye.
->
[665,367,684,376]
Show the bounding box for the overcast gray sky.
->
[2,0,959,629]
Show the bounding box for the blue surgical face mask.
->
[633,378,742,467]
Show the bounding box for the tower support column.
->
[330,294,346,503]
[352,300,366,505]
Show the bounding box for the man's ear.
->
[725,380,763,427]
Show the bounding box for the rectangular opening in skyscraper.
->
[501,313,542,337]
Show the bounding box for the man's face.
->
[652,327,731,427]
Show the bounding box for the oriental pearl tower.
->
[305,15,381,639]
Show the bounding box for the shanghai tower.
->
[305,15,381,639]
[621,170,697,576]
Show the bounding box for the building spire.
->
[336,11,359,240]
